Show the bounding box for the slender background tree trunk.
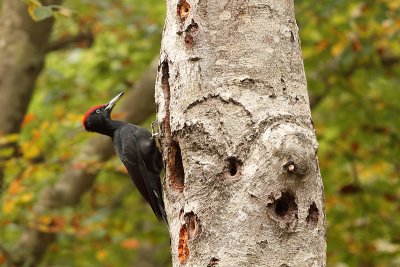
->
[0,0,62,134]
[156,0,326,266]
[0,0,62,190]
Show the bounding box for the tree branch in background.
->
[46,30,94,53]
[11,59,159,267]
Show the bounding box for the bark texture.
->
[11,61,159,267]
[0,0,61,134]
[0,0,62,190]
[155,1,326,266]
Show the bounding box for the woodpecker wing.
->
[113,125,166,222]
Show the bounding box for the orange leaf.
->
[8,180,24,194]
[352,40,362,52]
[316,40,329,53]
[21,114,35,127]
[120,239,139,250]
[96,249,108,261]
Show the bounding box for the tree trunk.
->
[155,1,326,266]
[0,0,63,134]
[0,0,62,189]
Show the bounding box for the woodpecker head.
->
[83,92,124,133]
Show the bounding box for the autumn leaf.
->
[120,238,140,250]
[0,254,5,265]
[21,114,35,127]
[35,216,66,233]
[96,249,108,261]
[20,141,41,160]
[20,192,34,203]
[2,200,17,214]
[331,38,347,57]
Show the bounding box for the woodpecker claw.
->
[151,121,160,138]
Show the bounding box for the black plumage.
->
[83,92,167,222]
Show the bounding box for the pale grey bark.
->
[155,1,326,266]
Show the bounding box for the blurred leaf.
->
[120,238,139,250]
[20,141,41,160]
[7,180,24,195]
[374,239,400,253]
[95,249,108,262]
[29,4,54,22]
[2,200,17,214]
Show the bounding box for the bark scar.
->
[177,0,190,21]
[184,93,253,121]
[207,257,220,266]
[178,212,201,264]
[178,225,189,264]
[161,60,185,192]
[306,202,319,228]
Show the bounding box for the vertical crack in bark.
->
[184,20,198,49]
[227,157,238,176]
[161,60,171,140]
[184,211,201,239]
[169,141,185,191]
[161,60,184,192]
[306,202,319,228]
[224,156,242,178]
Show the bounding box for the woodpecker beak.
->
[105,92,124,111]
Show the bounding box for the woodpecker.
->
[82,92,167,223]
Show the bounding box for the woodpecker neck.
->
[95,119,124,137]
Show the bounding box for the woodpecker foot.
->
[151,121,160,138]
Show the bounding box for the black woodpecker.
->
[82,92,167,223]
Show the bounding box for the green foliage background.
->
[1,0,399,266]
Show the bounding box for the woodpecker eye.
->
[96,109,101,113]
